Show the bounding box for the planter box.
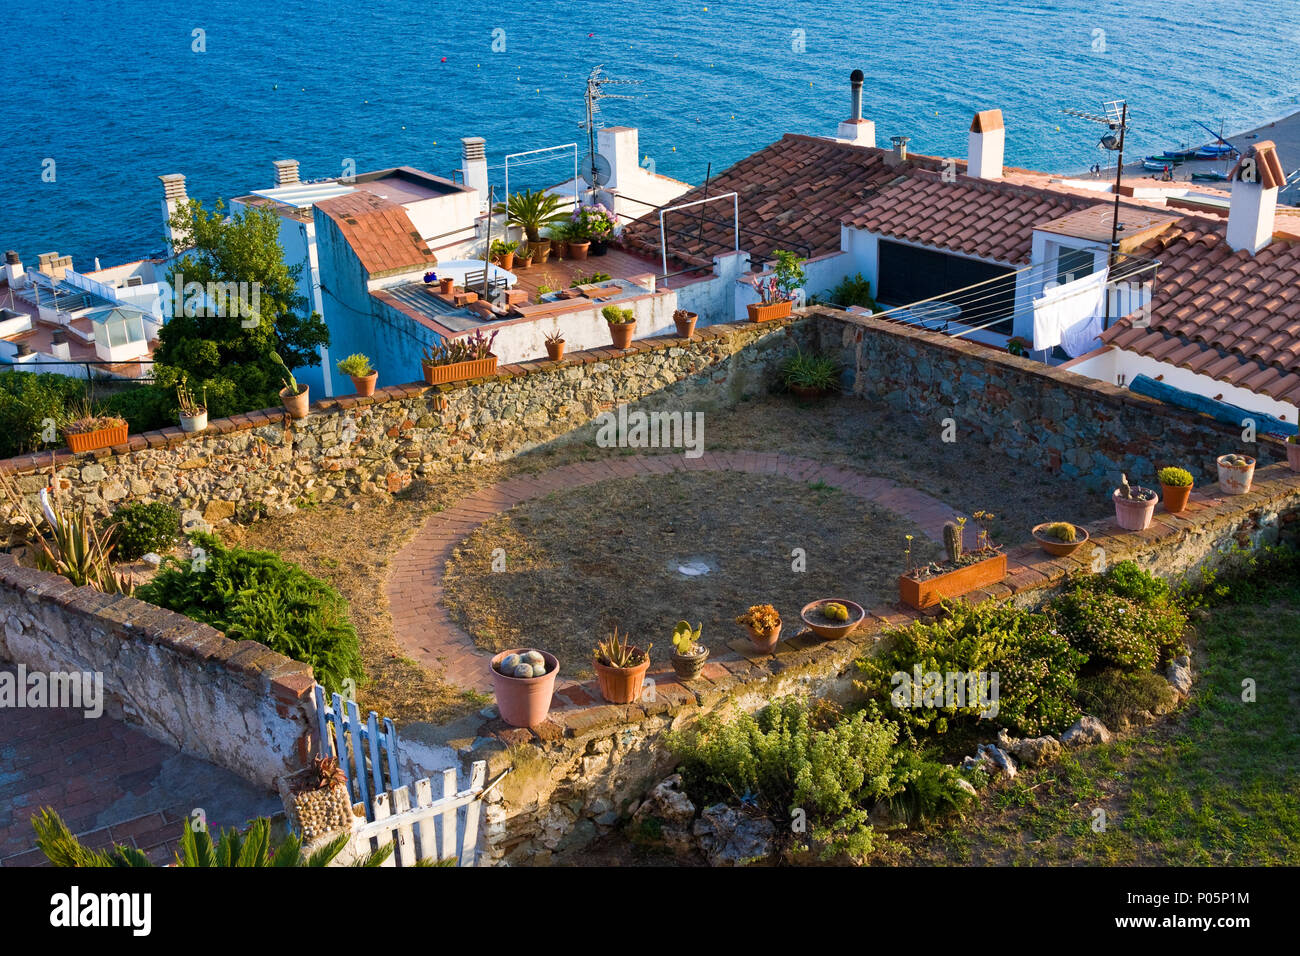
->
[64,423,128,453]
[747,300,793,323]
[423,354,498,385]
[898,551,1007,610]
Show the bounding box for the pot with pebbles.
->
[1112,473,1158,531]
[1217,454,1255,494]
[490,648,559,728]
[670,620,708,680]
[282,754,355,842]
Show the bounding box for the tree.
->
[154,199,329,417]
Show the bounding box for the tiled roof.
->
[1229,140,1286,190]
[842,171,1101,264]
[315,191,437,278]
[620,134,954,265]
[1100,216,1300,405]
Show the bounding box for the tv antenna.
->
[579,65,642,193]
[1062,99,1130,332]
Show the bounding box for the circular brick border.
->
[387,450,970,693]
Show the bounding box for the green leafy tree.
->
[155,198,329,417]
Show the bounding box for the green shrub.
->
[666,698,903,859]
[828,273,879,311]
[107,502,180,560]
[1157,466,1193,487]
[856,601,1085,738]
[1075,667,1179,728]
[0,371,87,457]
[1051,581,1186,671]
[103,385,177,433]
[780,347,841,392]
[137,533,363,693]
[884,751,978,825]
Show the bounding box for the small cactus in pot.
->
[1112,472,1158,530]
[670,620,708,680]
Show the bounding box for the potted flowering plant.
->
[898,516,1006,610]
[592,627,652,703]
[572,202,616,256]
[61,400,128,453]
[670,620,708,680]
[735,603,782,653]
[421,329,498,385]
[1156,466,1193,513]
[176,379,207,433]
[602,305,636,349]
[1113,473,1158,530]
[747,249,806,322]
[337,353,378,397]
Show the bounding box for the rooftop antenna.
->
[1062,99,1130,332]
[578,65,642,200]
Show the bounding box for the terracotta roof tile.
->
[315,191,438,278]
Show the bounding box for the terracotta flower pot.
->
[800,599,865,640]
[1288,440,1300,472]
[439,277,455,294]
[490,648,559,728]
[498,251,515,271]
[747,300,793,323]
[608,320,636,349]
[1031,523,1089,557]
[593,653,651,704]
[1216,455,1255,495]
[746,622,782,653]
[1160,482,1192,513]
[280,384,310,419]
[545,340,565,361]
[528,239,551,263]
[350,371,378,397]
[674,311,698,338]
[1113,488,1157,530]
[671,646,709,681]
[568,241,590,261]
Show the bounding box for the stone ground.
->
[0,665,281,866]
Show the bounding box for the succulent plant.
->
[736,604,781,632]
[307,754,347,792]
[671,620,703,656]
[1117,473,1155,501]
[1042,522,1077,543]
[943,521,963,564]
[594,627,649,668]
[821,602,851,621]
[1157,466,1193,487]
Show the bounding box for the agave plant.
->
[32,808,396,867]
[493,189,571,243]
[593,626,649,668]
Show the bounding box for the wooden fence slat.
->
[413,778,435,862]
[330,692,353,802]
[344,699,370,814]
[391,785,415,868]
[438,768,458,860]
[371,792,396,868]
[366,712,384,800]
[459,761,487,867]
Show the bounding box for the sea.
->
[2,0,1298,270]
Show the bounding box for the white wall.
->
[488,291,678,364]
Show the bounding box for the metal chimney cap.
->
[4,250,19,265]
[850,69,864,84]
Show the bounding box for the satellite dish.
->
[581,152,612,186]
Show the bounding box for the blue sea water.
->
[1,0,1297,269]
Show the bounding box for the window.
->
[1054,247,1096,285]
[877,240,1017,334]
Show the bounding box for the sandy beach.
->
[1067,109,1300,204]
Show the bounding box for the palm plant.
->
[494,189,571,243]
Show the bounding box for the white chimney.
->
[837,69,876,147]
[273,159,300,187]
[159,173,189,254]
[2,250,24,287]
[1226,140,1284,254]
[597,126,639,191]
[968,109,1005,180]
[50,328,71,361]
[461,137,489,212]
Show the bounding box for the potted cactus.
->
[282,754,354,842]
[544,328,565,362]
[1217,453,1255,494]
[673,308,697,339]
[1288,435,1300,472]
[670,620,708,680]
[422,329,498,385]
[337,353,378,397]
[1157,466,1194,513]
[602,305,637,350]
[735,603,782,653]
[272,353,310,419]
[800,599,865,640]
[490,648,559,727]
[592,627,652,703]
[1031,521,1089,557]
[898,516,1006,610]
[1113,473,1158,530]
[176,379,207,433]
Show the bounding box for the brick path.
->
[0,667,282,866]
[388,451,969,693]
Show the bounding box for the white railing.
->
[349,762,493,867]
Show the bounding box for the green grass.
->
[899,579,1300,865]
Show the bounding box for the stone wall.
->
[0,558,316,790]
[815,308,1282,489]
[0,316,809,525]
[418,463,1300,864]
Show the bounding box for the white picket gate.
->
[313,685,402,822]
[350,761,491,867]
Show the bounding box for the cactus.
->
[1043,522,1077,543]
[943,521,963,564]
[1119,473,1133,500]
[672,620,702,655]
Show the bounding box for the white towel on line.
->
[1032,270,1108,352]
